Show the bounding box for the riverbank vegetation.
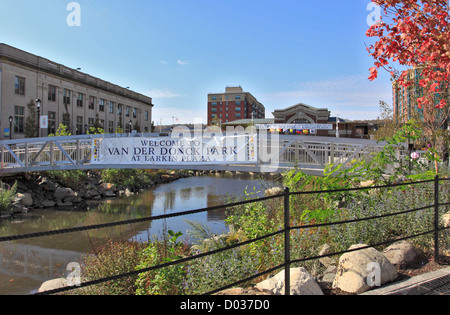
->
[61,121,450,295]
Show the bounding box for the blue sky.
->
[0,0,393,125]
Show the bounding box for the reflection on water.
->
[0,173,279,294]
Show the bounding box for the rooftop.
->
[0,43,153,106]
[222,118,275,126]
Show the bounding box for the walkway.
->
[0,133,387,176]
[362,267,450,295]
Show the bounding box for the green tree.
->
[24,100,37,138]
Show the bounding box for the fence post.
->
[284,187,291,296]
[434,175,440,264]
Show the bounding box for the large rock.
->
[42,199,56,208]
[442,211,450,228]
[255,268,323,295]
[38,278,68,293]
[16,193,33,207]
[332,244,398,294]
[53,187,73,201]
[383,241,426,269]
[265,187,284,196]
[86,189,100,199]
[318,244,336,267]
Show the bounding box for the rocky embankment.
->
[0,170,200,221]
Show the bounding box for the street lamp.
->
[8,116,13,140]
[36,99,41,138]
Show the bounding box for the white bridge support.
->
[0,133,386,176]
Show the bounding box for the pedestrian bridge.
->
[0,133,387,176]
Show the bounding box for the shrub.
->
[72,240,146,295]
[45,170,87,190]
[101,169,148,190]
[134,231,189,295]
[0,181,17,212]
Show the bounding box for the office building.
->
[0,43,154,139]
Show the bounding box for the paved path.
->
[361,267,450,295]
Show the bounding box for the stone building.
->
[0,43,154,139]
[223,102,378,139]
[272,103,330,125]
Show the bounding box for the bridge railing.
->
[0,134,387,174]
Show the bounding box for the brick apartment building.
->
[207,86,265,125]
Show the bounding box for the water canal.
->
[0,173,280,295]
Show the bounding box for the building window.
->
[15,76,25,95]
[99,99,105,112]
[76,116,83,135]
[63,89,71,105]
[133,108,137,119]
[14,106,25,133]
[108,121,114,134]
[211,108,217,113]
[125,106,130,117]
[235,96,241,100]
[48,85,57,102]
[235,113,241,118]
[211,96,217,100]
[212,102,217,106]
[109,101,114,114]
[88,117,95,128]
[89,96,96,110]
[77,93,84,107]
[48,111,56,135]
[235,107,241,112]
[145,111,149,121]
[235,101,241,106]
[118,104,123,115]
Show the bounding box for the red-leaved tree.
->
[366,0,450,141]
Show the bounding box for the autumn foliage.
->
[366,0,450,129]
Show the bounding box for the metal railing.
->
[0,134,386,175]
[0,175,449,295]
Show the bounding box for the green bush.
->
[134,231,188,295]
[0,181,17,212]
[72,240,146,295]
[101,169,148,189]
[45,170,87,190]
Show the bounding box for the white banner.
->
[91,135,257,165]
[40,115,48,129]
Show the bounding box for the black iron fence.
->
[1,176,449,295]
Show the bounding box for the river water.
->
[0,173,280,295]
